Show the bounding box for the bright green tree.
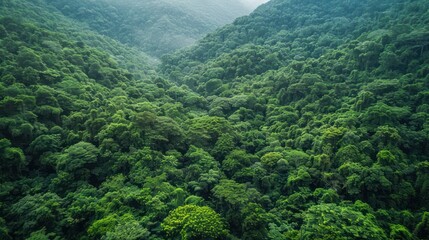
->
[300,203,387,240]
[162,205,228,240]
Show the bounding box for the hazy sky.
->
[240,0,269,9]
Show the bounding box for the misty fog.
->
[240,0,269,9]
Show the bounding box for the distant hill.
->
[46,0,252,57]
[0,0,154,71]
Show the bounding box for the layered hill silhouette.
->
[47,0,253,57]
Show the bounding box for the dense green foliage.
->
[1,0,429,239]
[162,204,227,240]
[0,0,153,70]
[46,0,252,57]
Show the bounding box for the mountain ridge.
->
[46,0,253,57]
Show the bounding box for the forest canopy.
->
[1,0,429,239]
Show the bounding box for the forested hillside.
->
[1,0,429,239]
[161,0,429,238]
[46,0,252,57]
[0,0,154,70]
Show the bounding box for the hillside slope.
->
[161,0,429,237]
[0,0,155,71]
[1,0,429,239]
[46,0,253,57]
[0,1,206,239]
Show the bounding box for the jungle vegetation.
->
[0,0,429,239]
